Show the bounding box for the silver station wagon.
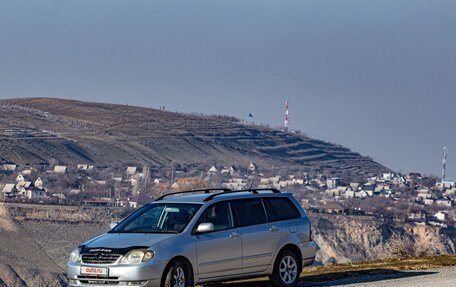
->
[67,188,317,287]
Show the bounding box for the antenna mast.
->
[284,99,289,132]
[442,146,448,180]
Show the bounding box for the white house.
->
[247,162,257,172]
[326,178,341,189]
[208,165,218,174]
[34,177,43,189]
[423,199,435,206]
[436,179,456,189]
[54,165,67,174]
[2,183,16,195]
[15,174,25,183]
[2,164,17,171]
[436,199,452,208]
[382,172,394,181]
[77,164,89,170]
[126,166,138,175]
[221,166,235,175]
[434,212,446,221]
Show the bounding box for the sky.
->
[0,1,455,177]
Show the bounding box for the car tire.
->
[162,260,193,287]
[270,250,301,287]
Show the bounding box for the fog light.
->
[68,279,78,285]
[126,281,147,286]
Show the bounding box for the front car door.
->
[194,201,242,279]
[232,198,282,274]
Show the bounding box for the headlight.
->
[120,250,154,264]
[69,248,81,263]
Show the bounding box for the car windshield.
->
[110,203,202,234]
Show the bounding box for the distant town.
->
[0,162,454,229]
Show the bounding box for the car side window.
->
[233,199,267,227]
[264,197,301,222]
[198,201,234,232]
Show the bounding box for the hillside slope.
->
[0,98,387,177]
[0,204,65,287]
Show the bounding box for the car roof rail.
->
[203,188,282,202]
[155,188,232,201]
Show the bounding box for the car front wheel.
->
[162,260,192,287]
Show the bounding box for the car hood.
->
[83,233,176,249]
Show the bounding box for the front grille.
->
[77,276,119,285]
[81,253,122,264]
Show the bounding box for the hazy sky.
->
[1,1,455,177]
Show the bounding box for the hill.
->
[0,98,387,178]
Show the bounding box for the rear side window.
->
[264,197,301,222]
[233,199,267,227]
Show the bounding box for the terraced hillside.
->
[0,98,387,177]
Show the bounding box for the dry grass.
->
[301,255,456,279]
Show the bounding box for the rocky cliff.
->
[0,204,454,286]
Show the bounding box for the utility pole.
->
[442,146,448,180]
[284,98,289,132]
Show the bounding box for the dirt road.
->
[215,267,456,287]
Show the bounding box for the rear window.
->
[233,199,267,227]
[264,197,301,222]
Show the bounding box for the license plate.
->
[80,266,109,276]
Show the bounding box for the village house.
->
[321,202,347,214]
[26,187,47,200]
[326,178,341,189]
[350,182,360,190]
[220,166,235,175]
[434,211,446,221]
[2,164,17,171]
[129,193,153,208]
[423,198,435,206]
[34,177,43,189]
[247,162,257,173]
[436,179,456,189]
[436,199,452,208]
[126,166,138,175]
[208,165,218,174]
[53,165,67,174]
[222,178,248,190]
[344,189,355,199]
[408,211,426,221]
[2,183,16,197]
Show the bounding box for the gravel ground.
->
[215,267,456,287]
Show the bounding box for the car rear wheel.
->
[270,250,300,287]
[162,260,192,287]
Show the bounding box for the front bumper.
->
[67,260,167,286]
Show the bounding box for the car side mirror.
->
[196,222,214,234]
[110,222,119,229]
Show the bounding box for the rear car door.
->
[232,198,282,274]
[195,201,242,279]
[263,196,303,236]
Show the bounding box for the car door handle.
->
[270,226,280,233]
[230,232,240,239]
